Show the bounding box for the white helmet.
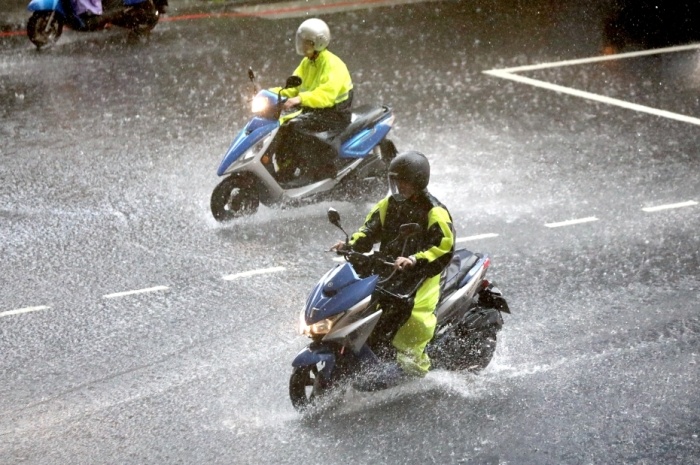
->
[295,18,331,56]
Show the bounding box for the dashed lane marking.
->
[544,216,599,228]
[0,306,50,318]
[223,266,286,281]
[5,199,695,314]
[483,43,700,127]
[103,286,169,299]
[456,233,499,243]
[642,200,698,212]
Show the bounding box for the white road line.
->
[103,286,169,299]
[456,233,499,243]
[483,69,700,127]
[483,43,700,127]
[486,43,700,74]
[0,305,50,318]
[545,217,599,228]
[223,266,286,281]
[642,200,698,212]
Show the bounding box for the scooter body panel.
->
[216,118,278,177]
[304,263,378,324]
[27,0,63,13]
[339,116,393,158]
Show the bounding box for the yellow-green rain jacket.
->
[272,49,353,116]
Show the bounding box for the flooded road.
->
[1,1,699,463]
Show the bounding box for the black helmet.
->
[388,151,430,191]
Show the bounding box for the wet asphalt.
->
[1,1,699,464]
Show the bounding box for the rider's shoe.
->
[353,362,410,392]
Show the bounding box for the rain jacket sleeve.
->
[348,197,389,253]
[413,206,454,278]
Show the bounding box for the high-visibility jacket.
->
[350,191,455,279]
[277,49,353,109]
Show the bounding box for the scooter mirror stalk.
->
[399,223,421,238]
[327,208,350,247]
[248,68,260,94]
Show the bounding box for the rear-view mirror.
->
[285,75,302,88]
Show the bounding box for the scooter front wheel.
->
[210,174,259,222]
[27,12,64,49]
[289,365,327,411]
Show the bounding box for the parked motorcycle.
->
[289,208,510,411]
[26,0,164,49]
[210,70,398,222]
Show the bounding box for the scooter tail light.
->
[483,257,491,270]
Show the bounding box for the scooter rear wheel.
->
[27,12,64,50]
[289,365,326,411]
[429,327,498,372]
[210,174,260,222]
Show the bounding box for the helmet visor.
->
[295,35,314,56]
[388,176,405,202]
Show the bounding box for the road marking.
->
[0,306,50,318]
[545,216,599,228]
[456,233,499,243]
[486,43,700,74]
[483,43,700,127]
[642,200,698,212]
[103,286,169,299]
[223,266,286,281]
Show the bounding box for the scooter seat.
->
[440,249,479,299]
[338,105,390,142]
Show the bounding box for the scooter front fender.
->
[27,0,62,13]
[216,118,278,177]
[292,346,336,369]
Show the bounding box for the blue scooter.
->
[26,0,163,49]
[210,70,398,222]
[289,208,511,411]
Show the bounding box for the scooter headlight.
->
[298,309,338,336]
[251,95,269,114]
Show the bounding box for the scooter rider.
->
[71,0,168,29]
[332,151,455,390]
[71,0,103,28]
[271,18,354,183]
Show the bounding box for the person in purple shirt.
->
[72,0,102,17]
